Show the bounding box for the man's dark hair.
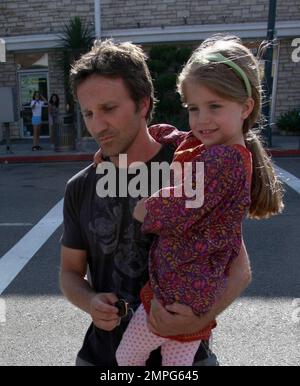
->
[70,39,155,122]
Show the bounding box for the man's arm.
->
[60,245,119,331]
[148,240,252,336]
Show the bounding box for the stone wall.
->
[1,0,299,36]
[0,52,19,137]
[0,0,94,36]
[48,50,66,114]
[101,0,299,30]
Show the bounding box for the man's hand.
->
[89,292,120,331]
[148,297,206,336]
[133,198,148,223]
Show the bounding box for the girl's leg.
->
[161,339,201,366]
[116,304,167,366]
[32,124,38,147]
[36,124,41,146]
[33,124,41,147]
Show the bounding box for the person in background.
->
[48,93,60,149]
[31,90,47,151]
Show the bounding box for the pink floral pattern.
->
[142,125,252,319]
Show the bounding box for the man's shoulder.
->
[67,163,95,184]
[66,163,96,194]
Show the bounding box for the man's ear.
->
[242,97,255,119]
[139,97,151,118]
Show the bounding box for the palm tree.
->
[60,16,94,113]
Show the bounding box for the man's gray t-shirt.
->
[61,145,175,365]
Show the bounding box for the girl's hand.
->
[133,198,148,223]
[93,148,104,167]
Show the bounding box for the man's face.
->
[77,74,146,157]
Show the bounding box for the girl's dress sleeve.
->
[142,145,251,240]
[148,124,188,148]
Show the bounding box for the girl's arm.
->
[93,124,188,166]
[148,124,188,148]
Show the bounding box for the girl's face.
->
[184,82,254,148]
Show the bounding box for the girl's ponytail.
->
[245,131,284,219]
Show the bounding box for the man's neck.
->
[111,126,162,167]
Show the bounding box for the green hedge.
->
[148,45,193,131]
[277,108,300,134]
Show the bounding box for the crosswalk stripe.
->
[0,199,64,294]
[274,165,300,195]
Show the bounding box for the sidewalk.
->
[1,135,300,164]
[0,137,97,164]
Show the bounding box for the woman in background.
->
[48,93,60,148]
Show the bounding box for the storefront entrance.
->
[18,70,49,138]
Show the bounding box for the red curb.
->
[1,149,300,164]
[268,149,300,157]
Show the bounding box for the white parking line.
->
[0,199,64,295]
[274,165,300,195]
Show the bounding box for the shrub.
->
[148,44,193,130]
[276,108,300,133]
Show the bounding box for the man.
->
[60,40,251,366]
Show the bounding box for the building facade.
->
[0,0,300,139]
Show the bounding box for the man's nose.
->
[90,112,108,135]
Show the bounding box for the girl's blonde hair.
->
[177,34,284,219]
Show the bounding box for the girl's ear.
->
[242,97,255,119]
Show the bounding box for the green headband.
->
[196,52,252,98]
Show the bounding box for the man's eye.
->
[210,104,221,109]
[83,112,92,118]
[103,106,116,112]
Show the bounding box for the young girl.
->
[30,91,47,151]
[113,35,284,366]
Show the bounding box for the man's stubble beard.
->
[99,128,141,158]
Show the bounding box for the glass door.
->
[18,71,49,138]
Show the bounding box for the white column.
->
[94,0,101,39]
